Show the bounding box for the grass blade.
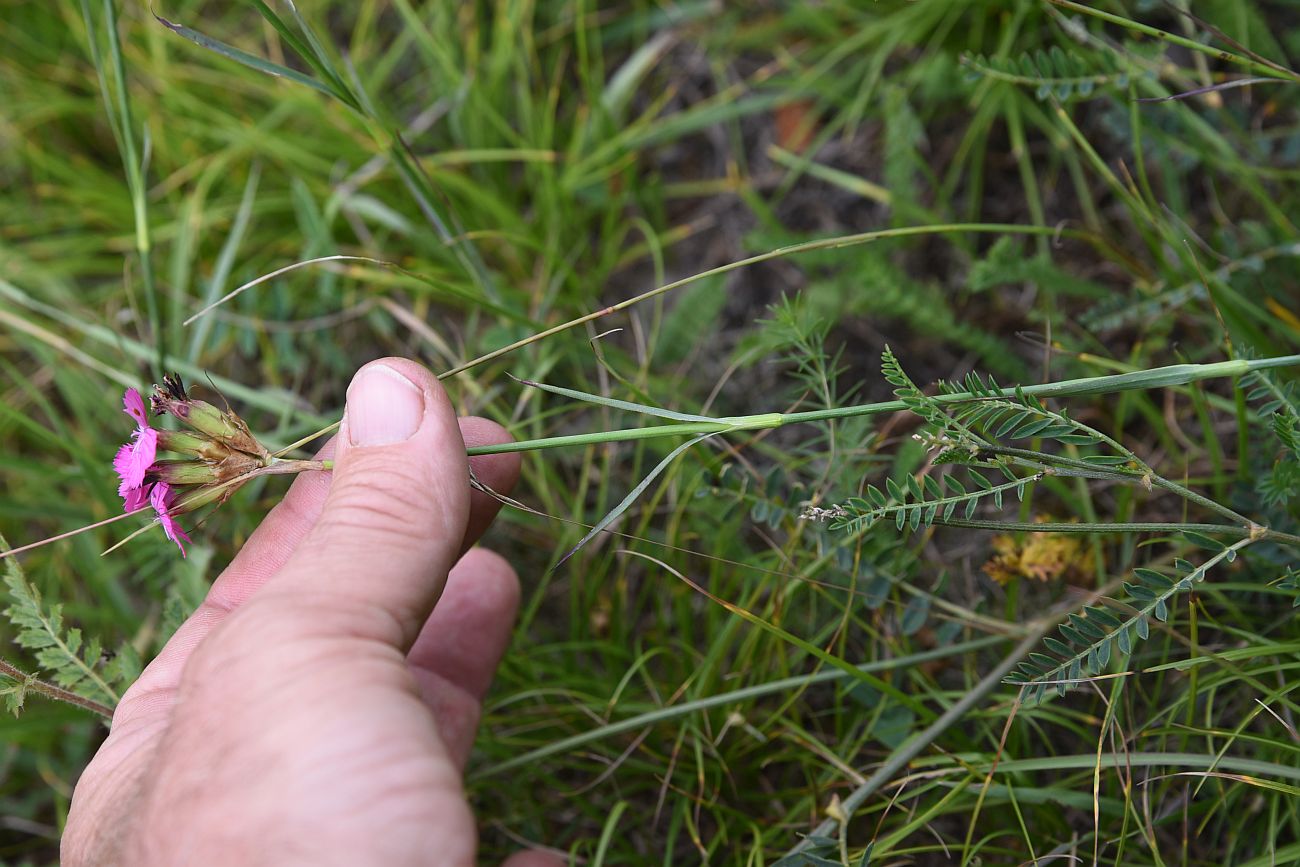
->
[555,434,713,568]
[512,376,721,424]
[153,10,345,102]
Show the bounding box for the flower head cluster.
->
[982,516,1088,587]
[112,374,270,556]
[798,503,848,522]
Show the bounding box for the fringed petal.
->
[114,427,158,491]
[123,388,149,426]
[150,483,190,556]
[121,484,151,513]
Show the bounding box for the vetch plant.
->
[801,349,1300,706]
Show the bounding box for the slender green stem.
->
[933,519,1300,548]
[1044,0,1300,82]
[1148,476,1254,527]
[467,418,738,455]
[466,355,1300,456]
[976,444,1145,478]
[970,445,1271,540]
[103,0,162,378]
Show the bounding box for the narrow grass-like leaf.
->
[511,376,721,424]
[153,12,344,101]
[187,163,261,362]
[556,434,714,568]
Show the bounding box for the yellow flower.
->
[983,517,1088,586]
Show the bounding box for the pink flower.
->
[114,387,158,505]
[118,467,151,512]
[122,387,150,427]
[150,483,191,557]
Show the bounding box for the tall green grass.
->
[2,1,1299,864]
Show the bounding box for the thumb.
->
[273,358,470,649]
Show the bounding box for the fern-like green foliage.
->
[741,232,1030,381]
[969,238,1109,300]
[831,352,1263,704]
[2,535,126,713]
[883,84,926,215]
[832,349,1142,537]
[1008,534,1247,703]
[960,46,1134,101]
[903,349,1133,467]
[1081,245,1300,334]
[830,349,1053,534]
[1278,568,1300,608]
[835,462,1039,535]
[1242,360,1300,508]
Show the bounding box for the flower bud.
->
[148,452,262,486]
[154,429,229,461]
[151,373,268,458]
[148,460,221,486]
[171,480,243,515]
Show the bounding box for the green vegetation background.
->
[2,1,1300,863]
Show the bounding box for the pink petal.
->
[123,388,149,427]
[114,428,158,491]
[121,484,151,513]
[134,426,158,473]
[150,483,189,557]
[112,443,135,486]
[161,517,191,557]
[150,481,173,514]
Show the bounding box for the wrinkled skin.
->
[64,358,564,867]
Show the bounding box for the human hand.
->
[63,358,563,867]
